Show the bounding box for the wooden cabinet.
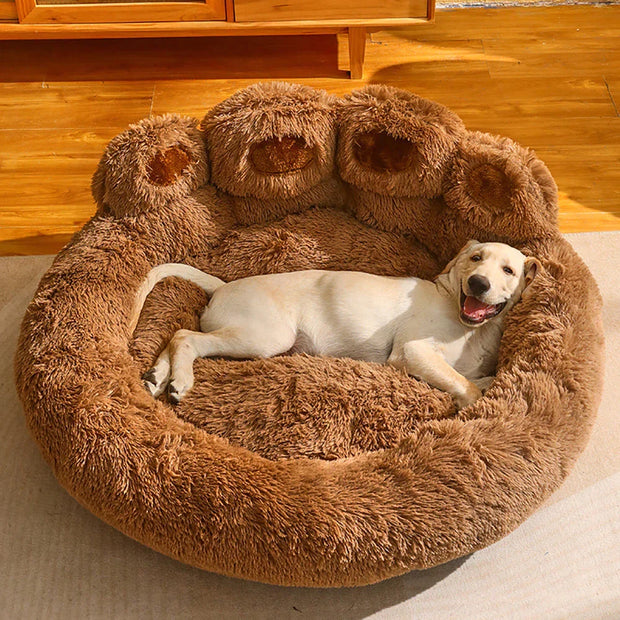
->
[14,0,226,23]
[234,0,429,22]
[0,0,17,19]
[0,0,435,78]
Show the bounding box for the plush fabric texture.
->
[15,82,604,588]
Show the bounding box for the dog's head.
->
[437,240,540,327]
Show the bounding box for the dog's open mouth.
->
[460,291,506,325]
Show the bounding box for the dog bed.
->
[15,83,604,588]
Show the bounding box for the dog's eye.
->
[470,254,482,262]
[503,266,514,275]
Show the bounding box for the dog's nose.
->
[468,274,491,296]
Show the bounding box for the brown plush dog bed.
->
[15,82,604,588]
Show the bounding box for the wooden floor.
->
[0,5,618,255]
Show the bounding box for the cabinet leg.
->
[348,27,367,79]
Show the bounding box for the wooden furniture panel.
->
[348,26,366,79]
[0,0,17,20]
[235,0,427,22]
[0,17,428,36]
[15,0,226,23]
[2,1,435,83]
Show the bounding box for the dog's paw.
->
[455,383,483,410]
[167,375,193,405]
[472,375,495,393]
[142,366,168,398]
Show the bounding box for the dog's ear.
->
[438,239,480,276]
[524,257,541,288]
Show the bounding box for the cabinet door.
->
[0,0,17,19]
[16,0,226,23]
[234,0,429,22]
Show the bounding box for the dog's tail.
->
[129,263,226,334]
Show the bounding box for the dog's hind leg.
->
[166,326,296,403]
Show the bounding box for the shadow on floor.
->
[0,233,74,257]
[263,556,470,619]
[0,34,346,82]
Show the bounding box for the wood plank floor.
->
[0,5,618,255]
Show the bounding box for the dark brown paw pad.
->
[443,131,559,241]
[147,145,193,186]
[249,136,314,175]
[202,82,338,201]
[353,131,420,173]
[337,84,465,198]
[92,114,208,218]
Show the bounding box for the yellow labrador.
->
[133,240,539,409]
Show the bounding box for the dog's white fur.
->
[132,241,539,409]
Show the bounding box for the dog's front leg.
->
[388,341,482,410]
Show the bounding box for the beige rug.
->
[1,232,618,619]
[436,0,616,8]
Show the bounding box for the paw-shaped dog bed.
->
[15,82,604,587]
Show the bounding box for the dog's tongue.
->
[463,296,496,321]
